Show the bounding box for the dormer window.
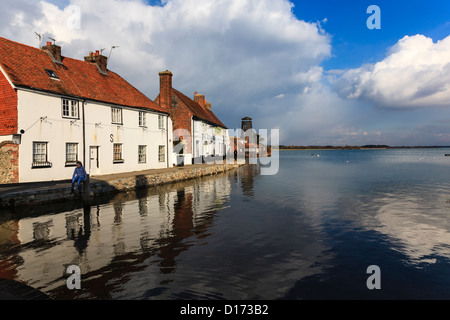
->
[44,68,59,79]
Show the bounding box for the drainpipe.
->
[166,115,169,168]
[82,100,86,168]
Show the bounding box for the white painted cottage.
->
[0,37,173,183]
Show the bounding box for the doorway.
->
[89,146,100,175]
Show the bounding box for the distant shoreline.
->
[277,146,448,151]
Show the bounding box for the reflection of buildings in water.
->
[33,220,54,241]
[138,197,148,217]
[0,173,233,298]
[241,164,259,198]
[0,220,21,280]
[113,199,124,224]
[158,189,194,274]
[65,214,81,240]
[157,177,231,274]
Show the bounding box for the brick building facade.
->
[0,71,18,136]
[155,71,229,164]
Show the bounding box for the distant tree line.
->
[278,145,445,150]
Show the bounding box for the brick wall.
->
[171,96,192,154]
[0,141,19,184]
[156,72,193,154]
[0,71,18,136]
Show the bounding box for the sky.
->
[1,0,450,146]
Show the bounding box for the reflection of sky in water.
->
[1,149,450,299]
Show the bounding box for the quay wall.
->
[0,163,243,208]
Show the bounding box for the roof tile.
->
[173,89,227,128]
[0,37,166,113]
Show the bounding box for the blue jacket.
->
[73,166,87,180]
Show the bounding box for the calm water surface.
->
[1,149,450,299]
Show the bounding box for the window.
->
[66,143,78,165]
[62,99,79,118]
[112,108,123,124]
[158,145,166,163]
[158,115,165,130]
[44,68,59,79]
[139,145,147,164]
[139,112,147,127]
[32,142,51,168]
[113,144,123,163]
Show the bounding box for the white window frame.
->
[62,98,79,119]
[113,143,124,163]
[138,145,147,164]
[112,107,123,125]
[65,143,78,165]
[32,142,51,168]
[158,115,165,130]
[158,145,166,163]
[139,111,147,127]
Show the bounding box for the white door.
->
[90,146,100,175]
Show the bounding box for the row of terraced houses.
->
[0,37,230,184]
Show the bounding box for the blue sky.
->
[1,0,450,146]
[291,0,450,69]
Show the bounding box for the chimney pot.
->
[46,41,52,46]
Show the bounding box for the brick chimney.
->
[43,41,62,63]
[159,70,173,110]
[84,51,108,74]
[194,94,205,109]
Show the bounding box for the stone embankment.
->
[0,163,243,208]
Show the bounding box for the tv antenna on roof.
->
[108,46,120,61]
[48,37,56,45]
[100,48,106,55]
[34,32,42,49]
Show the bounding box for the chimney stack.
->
[159,70,173,110]
[194,94,205,109]
[42,42,62,63]
[84,51,108,74]
[205,102,212,110]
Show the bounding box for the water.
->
[1,148,450,300]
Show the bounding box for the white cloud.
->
[0,0,334,143]
[1,0,330,103]
[332,34,450,108]
[3,0,450,146]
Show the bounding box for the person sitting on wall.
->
[71,161,87,194]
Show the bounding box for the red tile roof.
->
[173,89,227,129]
[0,37,166,113]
